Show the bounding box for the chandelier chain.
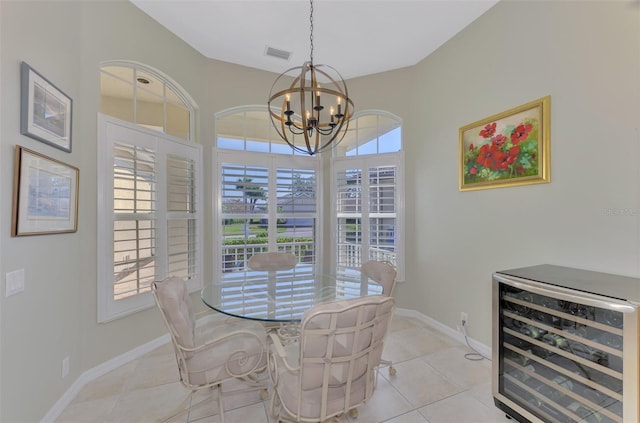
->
[267,0,353,155]
[309,0,314,64]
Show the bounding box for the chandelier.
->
[268,0,354,156]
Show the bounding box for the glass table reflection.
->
[201,264,383,323]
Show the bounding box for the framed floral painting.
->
[459,96,550,191]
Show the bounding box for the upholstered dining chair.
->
[151,276,268,423]
[361,260,398,376]
[247,251,298,271]
[361,260,397,298]
[267,295,395,422]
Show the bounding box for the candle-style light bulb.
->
[314,86,323,111]
[284,94,294,117]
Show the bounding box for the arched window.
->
[216,106,309,155]
[334,111,402,157]
[214,106,321,318]
[332,111,405,281]
[97,62,201,322]
[214,107,320,262]
[100,61,194,141]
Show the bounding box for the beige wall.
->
[350,0,640,348]
[1,0,639,421]
[1,2,84,421]
[412,0,640,344]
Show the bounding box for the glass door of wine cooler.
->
[492,274,638,423]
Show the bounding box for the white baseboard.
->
[40,313,223,423]
[42,309,489,422]
[395,307,492,359]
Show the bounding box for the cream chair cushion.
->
[247,252,297,271]
[153,276,266,386]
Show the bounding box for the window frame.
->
[213,149,321,272]
[99,60,196,141]
[97,114,203,323]
[213,107,403,282]
[330,111,405,281]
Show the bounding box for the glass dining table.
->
[201,263,383,323]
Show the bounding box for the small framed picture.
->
[20,62,73,152]
[459,96,550,191]
[12,146,79,236]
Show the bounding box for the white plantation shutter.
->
[216,148,320,317]
[336,167,363,269]
[98,115,202,322]
[368,165,398,262]
[332,111,404,283]
[166,154,198,279]
[112,142,157,300]
[276,167,317,262]
[334,161,401,268]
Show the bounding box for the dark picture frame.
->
[20,62,73,152]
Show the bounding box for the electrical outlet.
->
[62,356,70,378]
[460,312,468,327]
[457,312,469,333]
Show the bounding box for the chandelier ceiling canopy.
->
[268,0,354,156]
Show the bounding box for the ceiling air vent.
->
[265,46,291,61]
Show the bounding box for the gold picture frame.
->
[12,146,79,236]
[459,96,550,191]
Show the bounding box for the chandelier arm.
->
[317,119,351,153]
[288,124,305,135]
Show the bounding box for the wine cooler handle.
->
[494,273,637,313]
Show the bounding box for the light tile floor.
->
[55,315,513,423]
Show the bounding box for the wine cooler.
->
[492,264,639,423]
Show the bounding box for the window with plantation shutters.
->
[98,115,202,322]
[98,62,199,322]
[217,154,319,272]
[332,111,404,282]
[216,155,320,318]
[335,164,399,266]
[215,107,320,280]
[214,106,320,316]
[214,107,403,293]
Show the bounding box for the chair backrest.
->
[247,252,297,271]
[153,276,267,389]
[151,276,196,349]
[361,260,397,297]
[294,295,395,420]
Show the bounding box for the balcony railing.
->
[223,241,395,272]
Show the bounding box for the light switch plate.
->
[5,269,25,297]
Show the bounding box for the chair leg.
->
[380,358,396,376]
[158,390,194,423]
[185,386,220,422]
[217,384,225,423]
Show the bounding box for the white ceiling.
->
[129,0,500,80]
